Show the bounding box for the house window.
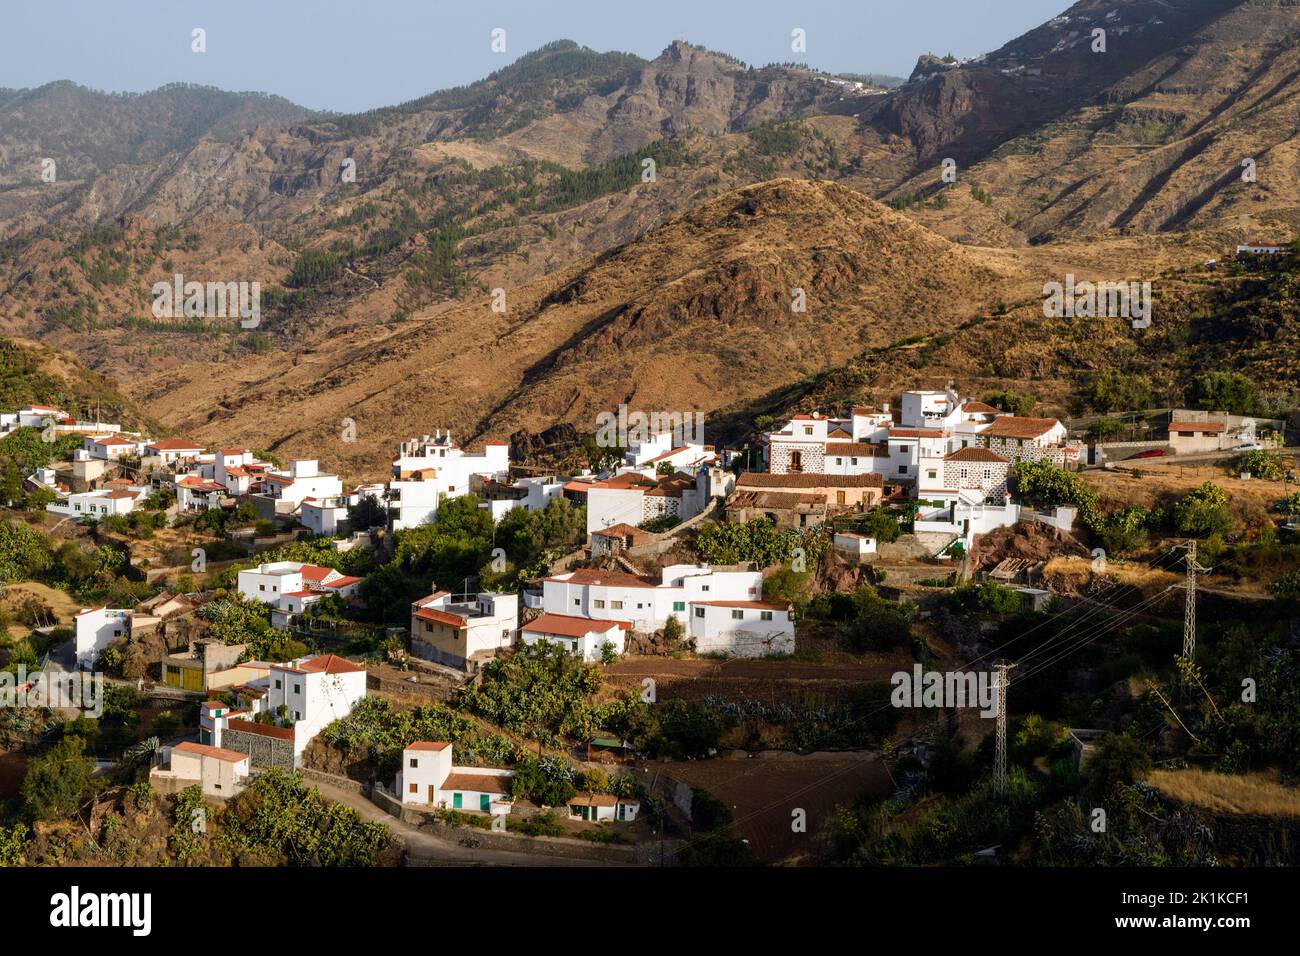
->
[673,601,685,612]
[610,600,623,610]
[927,470,937,480]
[274,679,282,690]
[425,622,432,632]
[292,683,301,694]
[410,758,418,768]
[594,599,605,609]
[731,610,743,620]
[761,611,773,621]
[898,465,908,475]
[701,585,710,592]
[409,783,418,794]
[574,598,580,606]
[259,584,266,591]
[694,608,705,618]
[835,458,842,465]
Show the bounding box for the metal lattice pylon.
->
[1182,541,1208,685]
[994,662,1016,796]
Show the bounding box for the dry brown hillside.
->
[131,179,1010,479]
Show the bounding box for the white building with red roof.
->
[397,741,514,813]
[204,654,367,766]
[237,561,362,611]
[535,563,793,659]
[409,588,519,670]
[388,430,510,530]
[145,437,205,465]
[150,740,251,797]
[83,433,146,460]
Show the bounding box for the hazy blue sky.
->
[1,0,1068,112]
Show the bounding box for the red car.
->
[1127,449,1168,460]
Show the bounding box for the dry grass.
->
[1148,769,1300,817]
[1043,556,1180,591]
[0,580,82,640]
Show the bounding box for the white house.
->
[687,600,795,657]
[762,390,1077,487]
[388,431,510,530]
[1237,241,1285,255]
[519,613,631,661]
[301,495,353,537]
[917,446,1011,501]
[261,459,344,510]
[583,469,709,536]
[205,654,367,766]
[83,434,144,461]
[566,793,640,823]
[833,531,877,560]
[74,606,130,668]
[237,561,362,606]
[151,741,250,797]
[47,487,145,520]
[145,438,206,466]
[409,589,519,670]
[536,564,793,658]
[396,741,514,813]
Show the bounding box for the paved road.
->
[310,780,628,867]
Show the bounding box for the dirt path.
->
[310,780,625,867]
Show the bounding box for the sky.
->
[0,0,1070,113]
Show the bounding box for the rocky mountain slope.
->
[129,179,1009,478]
[2,1,1298,473]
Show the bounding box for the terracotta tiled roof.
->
[736,472,883,489]
[888,428,945,439]
[592,523,652,540]
[441,772,511,794]
[414,607,468,628]
[981,416,1062,440]
[944,447,1009,463]
[173,741,248,764]
[1168,421,1226,434]
[825,442,887,457]
[298,653,364,675]
[149,438,203,451]
[727,490,824,510]
[407,741,451,752]
[522,613,631,637]
[547,569,659,588]
[569,793,618,807]
[226,718,294,741]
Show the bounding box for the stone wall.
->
[222,728,295,770]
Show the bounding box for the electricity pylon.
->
[1181,541,1208,686]
[994,662,1016,796]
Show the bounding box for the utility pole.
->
[994,662,1016,797]
[1181,541,1208,687]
